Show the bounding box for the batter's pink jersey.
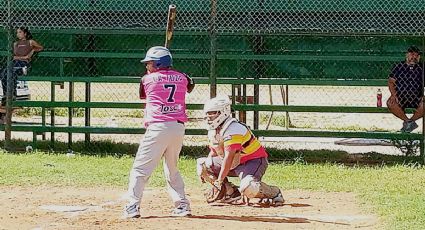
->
[140,69,190,127]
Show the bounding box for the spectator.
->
[387,45,424,132]
[1,26,43,105]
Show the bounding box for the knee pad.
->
[239,176,259,198]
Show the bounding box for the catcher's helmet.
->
[203,96,232,130]
[141,46,172,68]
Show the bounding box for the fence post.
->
[253,35,264,130]
[84,35,96,145]
[421,37,425,164]
[41,107,46,140]
[49,83,55,146]
[421,97,424,163]
[252,1,266,130]
[68,80,74,150]
[209,0,217,98]
[4,0,14,151]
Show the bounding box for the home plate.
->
[40,205,103,213]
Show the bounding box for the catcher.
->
[196,96,284,205]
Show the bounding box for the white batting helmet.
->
[141,46,172,68]
[203,96,232,130]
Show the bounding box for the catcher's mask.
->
[203,96,232,130]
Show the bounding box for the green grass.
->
[260,113,287,127]
[0,151,201,188]
[1,151,425,229]
[266,162,425,230]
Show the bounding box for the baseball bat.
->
[164,4,177,48]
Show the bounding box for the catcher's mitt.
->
[204,181,227,203]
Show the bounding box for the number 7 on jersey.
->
[164,84,176,102]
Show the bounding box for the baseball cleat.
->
[272,191,285,206]
[123,204,141,218]
[171,203,191,217]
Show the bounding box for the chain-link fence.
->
[0,0,424,159]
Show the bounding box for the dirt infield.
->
[0,186,378,230]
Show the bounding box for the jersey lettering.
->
[164,84,176,103]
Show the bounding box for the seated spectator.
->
[387,46,423,133]
[1,26,43,106]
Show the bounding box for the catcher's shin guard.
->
[222,180,241,203]
[240,178,284,206]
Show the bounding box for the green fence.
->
[0,0,424,158]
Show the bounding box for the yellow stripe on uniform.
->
[243,139,261,154]
[224,130,262,155]
[241,131,252,143]
[224,132,250,146]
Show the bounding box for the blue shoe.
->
[123,204,140,218]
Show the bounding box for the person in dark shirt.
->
[387,46,423,132]
[1,27,43,106]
